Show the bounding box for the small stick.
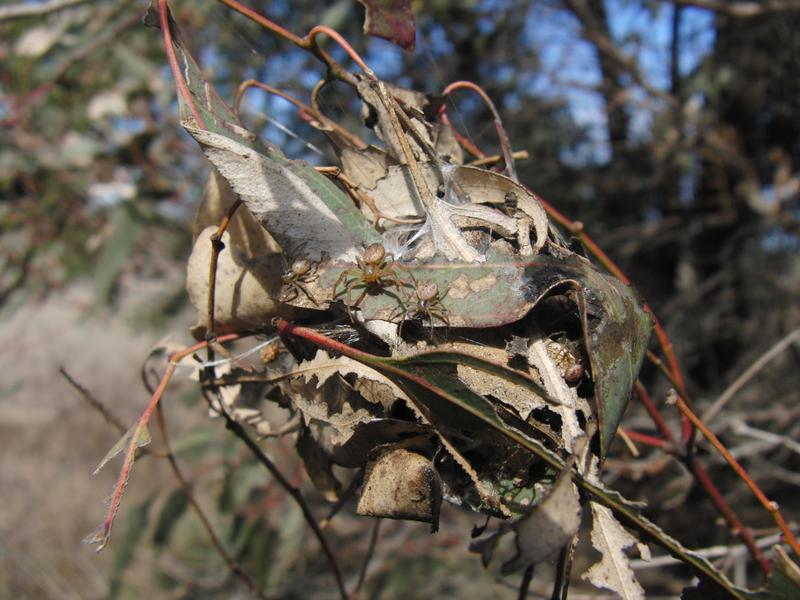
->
[703,326,800,423]
[671,390,800,559]
[154,404,268,599]
[353,519,381,597]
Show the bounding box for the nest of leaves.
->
[176,28,656,591]
[88,5,800,599]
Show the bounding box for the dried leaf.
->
[332,419,431,468]
[357,448,441,529]
[185,226,284,337]
[446,165,549,254]
[192,169,280,257]
[503,466,582,572]
[339,145,394,190]
[358,0,416,51]
[582,502,645,600]
[186,126,374,262]
[297,426,341,502]
[94,423,151,475]
[296,351,406,401]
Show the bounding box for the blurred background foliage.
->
[1,0,798,597]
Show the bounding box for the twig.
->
[702,326,800,423]
[467,150,529,168]
[153,404,269,599]
[442,81,518,180]
[0,0,91,22]
[235,80,366,149]
[353,519,381,597]
[60,367,127,433]
[630,531,790,570]
[215,0,362,86]
[635,380,769,573]
[158,0,206,129]
[671,390,800,559]
[319,469,364,529]
[551,536,577,600]
[88,334,239,552]
[206,199,242,340]
[215,408,348,600]
[518,565,534,600]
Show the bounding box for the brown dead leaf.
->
[357,448,442,529]
[186,226,284,338]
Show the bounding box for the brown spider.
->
[333,243,410,319]
[392,277,450,337]
[280,255,320,305]
[545,335,585,387]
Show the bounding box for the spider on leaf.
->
[391,274,450,338]
[280,255,321,306]
[333,243,411,321]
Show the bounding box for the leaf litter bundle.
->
[178,37,654,594]
[89,5,789,598]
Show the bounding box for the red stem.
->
[623,429,669,449]
[441,81,516,179]
[158,0,205,129]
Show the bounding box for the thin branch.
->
[467,150,529,168]
[153,404,269,599]
[702,326,800,423]
[206,199,243,340]
[442,80,518,180]
[0,0,91,22]
[686,457,770,574]
[353,519,381,596]
[214,0,360,86]
[158,0,205,129]
[235,79,366,149]
[60,367,127,433]
[518,564,533,600]
[215,408,348,600]
[671,390,800,559]
[88,334,239,552]
[630,531,790,570]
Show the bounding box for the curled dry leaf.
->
[357,448,442,530]
[186,226,284,338]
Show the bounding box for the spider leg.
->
[333,269,355,300]
[295,281,319,306]
[281,285,299,303]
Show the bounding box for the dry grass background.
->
[0,279,194,599]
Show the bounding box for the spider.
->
[545,335,585,387]
[333,243,410,320]
[392,276,450,337]
[280,255,320,306]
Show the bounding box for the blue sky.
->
[232,1,717,166]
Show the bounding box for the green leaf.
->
[744,548,800,599]
[109,497,153,599]
[167,31,379,255]
[152,488,189,548]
